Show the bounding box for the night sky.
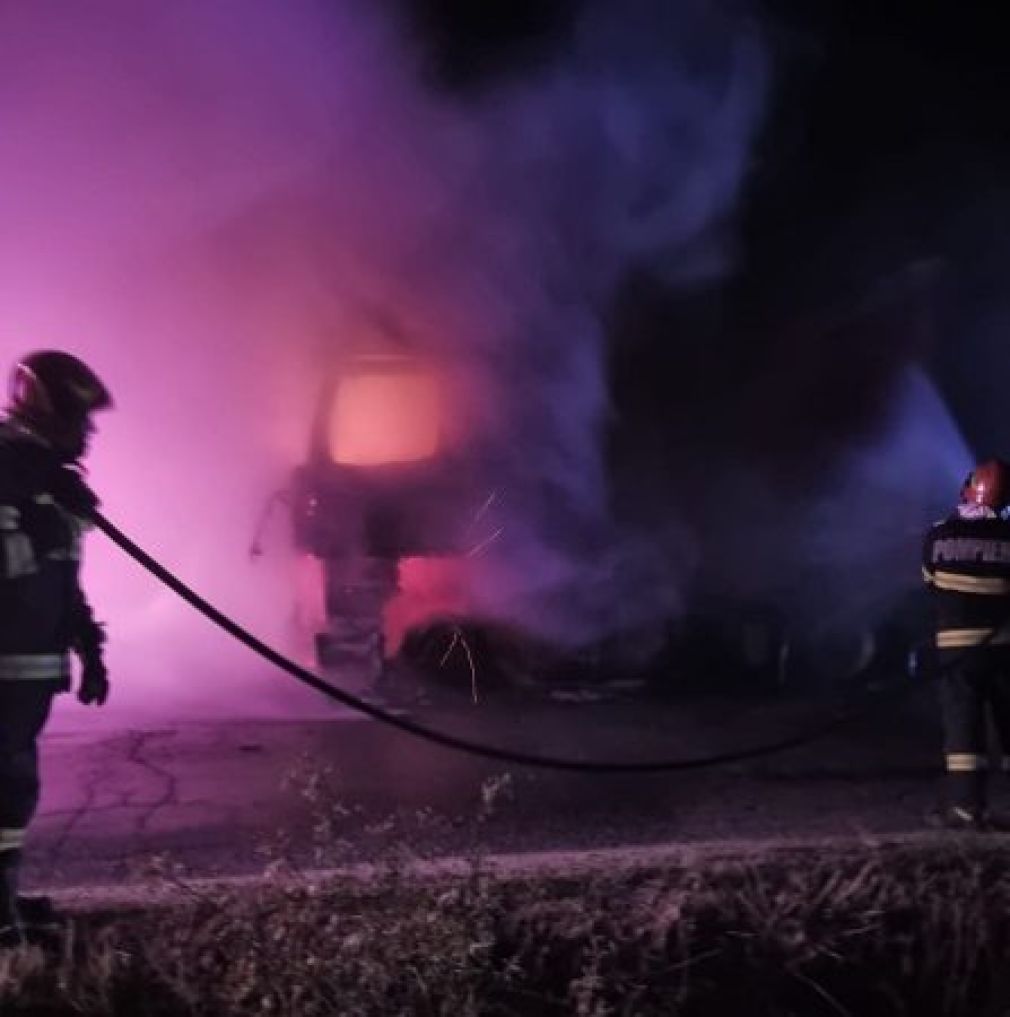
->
[408,0,1010,459]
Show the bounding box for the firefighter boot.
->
[17,896,64,948]
[929,804,987,832]
[0,850,25,949]
[17,894,57,924]
[930,764,988,831]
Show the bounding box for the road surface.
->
[26,682,966,891]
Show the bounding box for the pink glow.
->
[1,0,771,728]
[0,0,421,726]
[385,557,473,657]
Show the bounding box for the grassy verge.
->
[3,837,1010,1016]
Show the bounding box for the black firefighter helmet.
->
[6,350,112,458]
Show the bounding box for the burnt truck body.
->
[289,354,488,684]
[291,457,482,672]
[287,354,923,701]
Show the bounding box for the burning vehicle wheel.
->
[392,618,655,706]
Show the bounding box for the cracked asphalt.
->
[24,681,979,890]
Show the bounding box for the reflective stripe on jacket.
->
[0,422,101,692]
[0,653,70,684]
[923,513,1010,652]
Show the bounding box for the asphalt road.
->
[25,682,967,891]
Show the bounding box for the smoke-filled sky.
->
[739,1,1010,442]
[0,0,990,722]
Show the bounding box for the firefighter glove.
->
[49,467,100,519]
[78,654,109,707]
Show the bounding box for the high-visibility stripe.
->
[1,497,88,575]
[931,570,1010,595]
[0,827,25,852]
[1,532,36,578]
[936,627,1010,649]
[948,806,979,825]
[946,752,987,772]
[46,547,81,562]
[0,653,68,682]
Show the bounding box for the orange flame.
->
[330,358,440,466]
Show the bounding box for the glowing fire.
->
[329,355,440,466]
[384,555,472,656]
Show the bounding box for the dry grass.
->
[4,770,1010,1016]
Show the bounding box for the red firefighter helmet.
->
[7,350,112,423]
[961,459,1010,511]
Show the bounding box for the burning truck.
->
[285,351,496,696]
[279,349,662,704]
[275,350,924,705]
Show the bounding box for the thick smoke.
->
[0,0,967,724]
[1,0,771,722]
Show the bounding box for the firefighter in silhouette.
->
[923,459,1010,830]
[0,351,111,947]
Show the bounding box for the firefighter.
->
[0,350,111,948]
[922,459,1010,830]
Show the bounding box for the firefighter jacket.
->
[922,509,1010,651]
[0,421,103,691]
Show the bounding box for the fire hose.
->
[91,509,989,774]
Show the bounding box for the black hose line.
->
[91,510,970,774]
